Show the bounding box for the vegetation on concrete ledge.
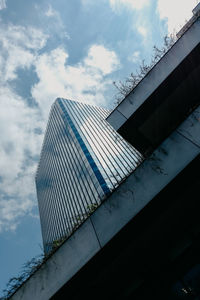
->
[113,34,176,106]
[0,255,44,300]
[0,202,101,299]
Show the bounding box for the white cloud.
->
[137,25,147,38]
[128,50,140,62]
[0,85,43,232]
[32,44,120,114]
[42,4,70,40]
[0,25,47,81]
[84,45,120,75]
[0,0,6,10]
[157,0,198,33]
[4,46,34,80]
[109,0,149,11]
[0,25,48,50]
[0,22,47,233]
[45,4,57,17]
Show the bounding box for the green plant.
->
[87,203,99,214]
[1,254,44,299]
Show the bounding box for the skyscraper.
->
[36,98,143,252]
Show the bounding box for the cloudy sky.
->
[0,0,198,295]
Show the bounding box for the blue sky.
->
[0,0,198,295]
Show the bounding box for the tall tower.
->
[36,98,143,252]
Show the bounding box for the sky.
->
[0,0,199,296]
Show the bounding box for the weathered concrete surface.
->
[107,18,200,131]
[11,107,200,300]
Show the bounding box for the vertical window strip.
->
[54,106,102,211]
[58,99,111,197]
[70,100,127,181]
[51,109,84,231]
[62,99,119,188]
[39,108,72,244]
[53,107,96,227]
[87,102,142,163]
[37,115,59,245]
[52,108,79,230]
[42,113,67,244]
[86,103,143,167]
[82,103,130,173]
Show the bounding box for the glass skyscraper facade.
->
[36,98,143,252]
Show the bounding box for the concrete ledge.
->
[107,18,200,130]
